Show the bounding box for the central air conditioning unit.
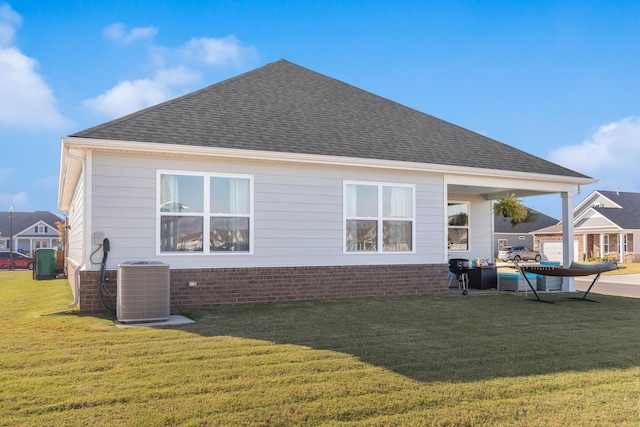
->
[117,261,170,323]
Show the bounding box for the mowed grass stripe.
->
[1,270,639,426]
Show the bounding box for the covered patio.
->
[446,170,596,292]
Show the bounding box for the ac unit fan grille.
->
[117,262,170,323]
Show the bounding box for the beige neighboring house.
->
[534,190,640,263]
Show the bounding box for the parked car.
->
[498,246,541,262]
[0,251,34,270]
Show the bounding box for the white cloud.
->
[0,3,21,46]
[0,4,71,130]
[82,67,198,117]
[84,24,257,119]
[548,116,640,191]
[103,23,157,44]
[0,191,29,210]
[182,36,257,66]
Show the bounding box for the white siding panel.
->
[66,173,85,265]
[576,214,617,229]
[469,197,494,260]
[89,151,447,270]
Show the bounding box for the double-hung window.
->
[448,202,469,251]
[158,171,252,253]
[344,182,414,253]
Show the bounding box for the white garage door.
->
[541,240,579,263]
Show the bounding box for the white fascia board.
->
[12,227,32,237]
[573,206,596,224]
[58,140,87,212]
[62,136,596,188]
[574,191,623,212]
[444,174,581,195]
[573,191,602,212]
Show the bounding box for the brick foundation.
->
[76,264,449,314]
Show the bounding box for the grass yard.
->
[606,263,640,275]
[1,270,639,426]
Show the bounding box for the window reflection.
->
[160,217,203,252]
[210,218,250,252]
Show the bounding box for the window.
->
[35,225,48,233]
[623,234,628,252]
[158,171,252,253]
[448,202,469,251]
[344,182,414,253]
[603,234,609,253]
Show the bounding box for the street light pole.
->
[8,206,14,270]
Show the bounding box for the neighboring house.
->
[494,208,559,256]
[534,190,640,263]
[0,211,63,255]
[58,59,595,314]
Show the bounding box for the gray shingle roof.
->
[592,191,640,229]
[71,59,588,178]
[494,208,559,233]
[0,211,62,236]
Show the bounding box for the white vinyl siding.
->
[575,212,619,230]
[66,172,85,265]
[89,151,446,269]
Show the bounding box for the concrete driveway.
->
[575,273,640,298]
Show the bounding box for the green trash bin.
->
[35,248,56,280]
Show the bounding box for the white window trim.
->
[343,180,416,254]
[156,170,254,256]
[447,200,470,252]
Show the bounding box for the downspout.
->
[68,263,84,309]
[63,146,87,309]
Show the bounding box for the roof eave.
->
[62,136,597,188]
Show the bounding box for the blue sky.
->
[1,0,639,219]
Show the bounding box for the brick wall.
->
[76,264,449,314]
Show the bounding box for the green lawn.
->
[1,270,639,426]
[607,263,640,275]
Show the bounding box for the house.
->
[534,190,640,263]
[58,59,595,314]
[493,208,558,256]
[0,211,63,255]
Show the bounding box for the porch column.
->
[599,234,604,258]
[619,233,624,263]
[561,192,575,291]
